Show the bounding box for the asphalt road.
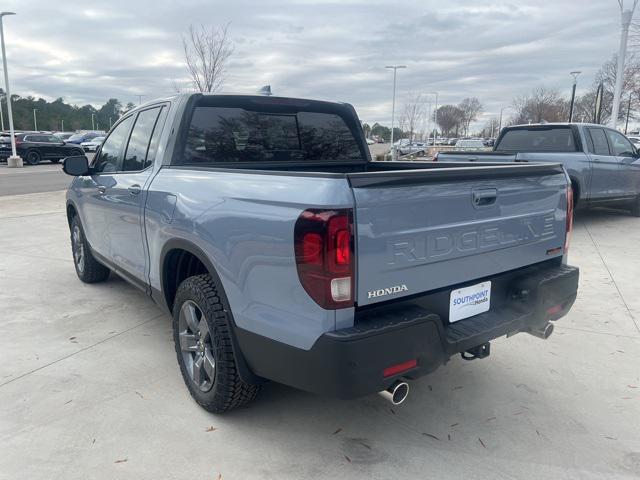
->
[0,154,95,197]
[0,148,392,197]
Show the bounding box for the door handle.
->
[128,184,142,195]
[97,185,106,194]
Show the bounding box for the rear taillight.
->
[565,186,574,252]
[294,209,354,309]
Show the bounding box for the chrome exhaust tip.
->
[528,322,554,340]
[378,381,410,405]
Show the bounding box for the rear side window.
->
[587,128,610,155]
[496,127,576,152]
[179,106,363,164]
[123,107,162,171]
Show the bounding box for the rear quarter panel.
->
[146,168,355,350]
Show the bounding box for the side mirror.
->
[63,155,90,176]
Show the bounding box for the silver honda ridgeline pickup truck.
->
[63,93,579,413]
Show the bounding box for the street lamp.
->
[498,106,513,134]
[428,92,438,146]
[91,113,96,130]
[0,11,21,167]
[33,108,37,131]
[385,65,406,158]
[568,71,581,122]
[420,98,432,142]
[611,0,639,128]
[0,94,4,131]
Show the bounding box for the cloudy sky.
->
[1,0,631,128]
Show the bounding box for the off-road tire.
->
[70,215,110,283]
[173,274,260,413]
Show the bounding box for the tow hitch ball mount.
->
[461,342,491,361]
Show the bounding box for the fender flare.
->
[158,237,264,385]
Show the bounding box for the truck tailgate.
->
[347,164,569,306]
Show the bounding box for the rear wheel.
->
[173,274,260,413]
[70,215,110,283]
[25,150,41,165]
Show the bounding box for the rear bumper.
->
[235,262,579,399]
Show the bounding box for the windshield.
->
[496,127,576,152]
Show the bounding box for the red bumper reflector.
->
[383,359,417,378]
[546,304,563,316]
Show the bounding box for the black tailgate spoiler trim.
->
[347,163,565,188]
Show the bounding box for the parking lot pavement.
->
[1,191,639,480]
[0,153,95,197]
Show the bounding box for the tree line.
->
[0,90,135,132]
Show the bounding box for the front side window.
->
[123,107,162,172]
[93,116,134,173]
[180,106,362,165]
[587,128,610,156]
[605,129,635,157]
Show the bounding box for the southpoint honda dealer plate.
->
[449,281,491,323]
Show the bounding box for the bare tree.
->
[400,94,425,141]
[182,23,234,93]
[511,87,568,124]
[458,97,483,135]
[480,117,500,138]
[573,53,640,124]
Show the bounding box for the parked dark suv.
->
[0,133,85,165]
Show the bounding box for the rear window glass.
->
[180,106,363,164]
[496,127,576,152]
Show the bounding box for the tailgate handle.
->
[473,188,497,207]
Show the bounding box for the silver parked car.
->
[81,136,105,152]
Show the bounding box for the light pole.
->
[568,71,581,122]
[33,108,37,131]
[137,94,144,105]
[625,93,633,133]
[429,92,438,146]
[109,116,113,129]
[423,100,432,142]
[498,106,512,134]
[61,119,64,131]
[0,12,21,167]
[0,94,4,131]
[385,65,406,158]
[611,0,638,128]
[91,113,96,130]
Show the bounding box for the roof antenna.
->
[258,85,273,96]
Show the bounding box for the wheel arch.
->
[66,201,78,228]
[569,176,581,207]
[159,238,263,385]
